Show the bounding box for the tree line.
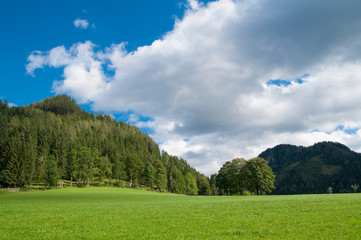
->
[0,95,210,195]
[209,157,276,195]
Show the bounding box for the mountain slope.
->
[259,142,361,194]
[0,95,210,194]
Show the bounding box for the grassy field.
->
[0,187,360,239]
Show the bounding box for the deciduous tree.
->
[185,172,198,195]
[197,176,211,195]
[244,157,275,195]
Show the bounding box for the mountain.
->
[0,95,210,195]
[259,142,361,194]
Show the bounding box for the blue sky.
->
[1,0,212,106]
[2,0,361,175]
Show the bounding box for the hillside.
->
[0,95,210,194]
[259,142,361,194]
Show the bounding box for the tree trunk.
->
[77,176,81,187]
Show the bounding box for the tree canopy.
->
[259,142,361,194]
[0,95,209,195]
[243,157,275,195]
[215,157,275,195]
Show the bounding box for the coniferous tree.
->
[67,149,79,186]
[154,159,168,191]
[95,155,112,184]
[125,154,144,187]
[172,168,187,194]
[44,155,59,188]
[144,162,155,188]
[4,137,24,187]
[112,160,127,183]
[0,95,209,192]
[21,137,36,186]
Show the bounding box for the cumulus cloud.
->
[27,41,109,103]
[74,19,90,29]
[27,0,361,175]
[26,51,47,76]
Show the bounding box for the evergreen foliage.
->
[0,95,209,194]
[44,155,59,188]
[259,142,361,194]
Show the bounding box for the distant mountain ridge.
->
[259,142,361,194]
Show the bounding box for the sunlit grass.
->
[0,187,360,239]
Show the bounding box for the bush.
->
[242,190,252,196]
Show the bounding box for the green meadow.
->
[1,188,360,239]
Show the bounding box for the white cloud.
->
[27,41,109,103]
[74,19,90,29]
[26,51,47,75]
[27,0,361,175]
[186,0,202,10]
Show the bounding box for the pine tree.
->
[125,154,144,187]
[154,159,168,191]
[173,167,187,194]
[112,159,127,183]
[44,155,59,188]
[144,162,155,188]
[0,95,209,191]
[4,137,24,187]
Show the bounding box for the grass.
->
[0,187,360,239]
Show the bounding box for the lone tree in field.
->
[244,157,275,195]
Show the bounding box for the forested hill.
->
[0,95,210,195]
[259,142,361,194]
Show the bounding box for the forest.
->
[208,142,361,195]
[259,142,361,194]
[0,95,210,195]
[3,95,358,196]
